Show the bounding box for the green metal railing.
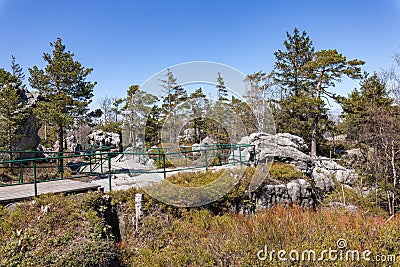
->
[0,143,255,196]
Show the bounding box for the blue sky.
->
[1,0,400,113]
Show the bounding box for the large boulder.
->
[312,157,358,194]
[233,132,313,174]
[254,178,316,210]
[178,128,196,142]
[87,130,122,152]
[64,135,78,151]
[255,184,290,208]
[200,136,215,147]
[178,128,206,143]
[286,178,315,208]
[12,113,41,151]
[11,88,41,151]
[231,132,359,207]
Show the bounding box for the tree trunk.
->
[311,77,323,158]
[390,141,397,215]
[311,113,318,158]
[44,122,47,141]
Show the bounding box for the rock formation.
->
[234,132,313,174]
[87,130,122,152]
[11,88,41,151]
[232,132,359,210]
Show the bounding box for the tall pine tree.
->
[216,72,229,102]
[29,38,96,174]
[0,67,29,158]
[160,69,187,143]
[303,49,364,157]
[273,28,322,148]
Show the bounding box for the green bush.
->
[0,192,120,266]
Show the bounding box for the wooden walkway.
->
[0,179,101,203]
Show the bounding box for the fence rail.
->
[0,143,255,197]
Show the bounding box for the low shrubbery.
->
[0,192,120,267]
[269,162,307,182]
[118,203,400,266]
[1,167,398,266]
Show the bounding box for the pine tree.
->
[160,69,187,143]
[112,98,125,122]
[145,105,162,145]
[0,67,29,160]
[339,72,393,140]
[124,85,156,146]
[11,55,25,83]
[216,72,229,102]
[29,38,96,174]
[273,28,314,98]
[273,28,322,148]
[187,88,208,143]
[303,49,364,157]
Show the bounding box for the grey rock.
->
[146,159,156,169]
[87,130,122,152]
[286,179,315,208]
[312,157,358,194]
[254,178,315,210]
[232,132,313,174]
[12,114,41,151]
[200,136,215,147]
[8,87,41,151]
[255,184,290,209]
[64,135,78,151]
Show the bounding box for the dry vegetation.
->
[0,167,399,266]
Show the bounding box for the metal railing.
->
[0,143,255,196]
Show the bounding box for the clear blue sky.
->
[1,0,400,112]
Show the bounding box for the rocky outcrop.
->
[234,132,313,175]
[11,88,41,151]
[178,128,206,143]
[254,178,316,209]
[87,130,122,152]
[286,178,315,207]
[231,132,359,210]
[312,157,358,194]
[192,137,216,156]
[53,135,79,152]
[12,113,41,151]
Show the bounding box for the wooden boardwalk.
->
[0,179,101,203]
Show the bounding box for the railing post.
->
[100,152,103,173]
[204,149,208,171]
[89,154,93,174]
[239,146,242,167]
[183,146,187,167]
[107,153,112,192]
[162,153,166,180]
[232,144,235,165]
[19,152,23,184]
[33,161,37,197]
[158,148,161,168]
